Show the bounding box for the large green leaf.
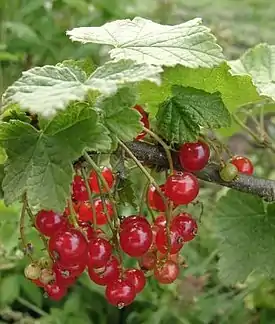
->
[96,87,142,141]
[229,43,275,101]
[67,17,224,67]
[0,274,20,305]
[156,86,230,143]
[2,60,162,118]
[138,63,262,117]
[0,104,111,212]
[215,190,275,285]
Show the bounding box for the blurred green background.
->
[1,0,275,323]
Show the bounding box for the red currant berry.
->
[230,156,254,175]
[49,229,88,267]
[120,218,153,257]
[44,283,67,301]
[165,172,199,205]
[52,263,76,287]
[105,279,136,308]
[157,252,179,264]
[93,198,114,225]
[31,278,45,287]
[88,237,112,268]
[154,260,179,284]
[147,185,166,212]
[124,268,146,294]
[57,261,86,278]
[78,201,94,222]
[138,252,157,270]
[88,256,120,286]
[155,226,184,254]
[89,167,114,194]
[179,141,210,172]
[171,213,198,242]
[120,215,148,231]
[154,214,166,228]
[72,175,89,202]
[35,210,68,237]
[63,201,80,217]
[24,263,41,280]
[78,222,95,241]
[133,104,149,141]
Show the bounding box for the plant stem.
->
[81,167,98,230]
[68,198,80,228]
[20,194,34,262]
[143,126,174,174]
[17,297,48,317]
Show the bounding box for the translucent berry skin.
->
[155,226,184,254]
[57,261,86,278]
[35,210,68,237]
[49,229,88,267]
[179,141,210,172]
[45,283,67,301]
[72,175,89,202]
[89,167,115,194]
[120,218,153,257]
[105,279,136,308]
[88,256,120,286]
[93,198,114,225]
[124,268,146,294]
[154,214,166,228]
[171,213,198,242]
[154,260,179,284]
[147,185,166,212]
[120,215,148,231]
[133,104,149,141]
[79,222,96,241]
[138,252,157,270]
[78,202,94,222]
[88,237,112,268]
[230,156,254,175]
[165,172,199,205]
[53,263,76,287]
[219,163,238,182]
[24,263,41,280]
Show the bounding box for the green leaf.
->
[59,58,96,76]
[3,21,41,44]
[229,44,275,101]
[0,274,20,305]
[19,275,43,308]
[2,60,162,118]
[156,86,230,143]
[215,190,275,285]
[67,17,224,67]
[97,87,142,141]
[138,63,262,117]
[0,104,111,212]
[117,178,138,208]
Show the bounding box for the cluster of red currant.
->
[23,105,254,308]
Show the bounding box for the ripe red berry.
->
[53,263,76,287]
[124,268,146,294]
[31,278,45,287]
[88,237,112,268]
[78,222,96,241]
[171,213,198,242]
[147,185,166,212]
[105,279,136,308]
[57,261,86,278]
[155,226,184,254]
[154,260,179,284]
[72,175,89,202]
[35,210,68,237]
[138,252,157,270]
[78,201,94,222]
[230,156,254,175]
[154,214,166,228]
[120,217,153,257]
[49,229,88,267]
[133,104,149,141]
[93,198,114,225]
[179,141,210,172]
[44,283,67,301]
[119,215,148,231]
[165,172,199,205]
[89,167,114,194]
[88,256,120,286]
